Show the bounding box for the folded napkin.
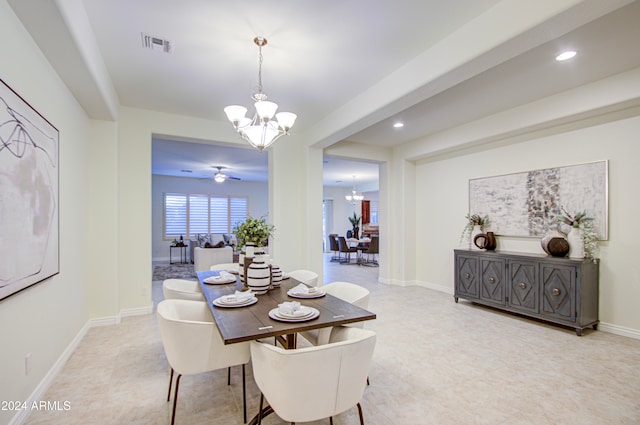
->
[290,283,318,294]
[277,301,307,316]
[204,271,236,283]
[224,290,255,303]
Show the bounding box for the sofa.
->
[190,233,237,272]
[193,246,234,272]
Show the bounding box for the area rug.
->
[152,263,196,281]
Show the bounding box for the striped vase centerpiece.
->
[247,254,271,294]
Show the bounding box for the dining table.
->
[196,270,377,349]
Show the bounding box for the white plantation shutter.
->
[210,197,228,233]
[164,193,249,238]
[189,195,209,236]
[230,198,248,231]
[164,193,187,237]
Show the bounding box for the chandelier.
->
[224,37,297,151]
[345,176,364,204]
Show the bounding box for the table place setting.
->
[269,301,320,322]
[287,283,326,299]
[213,290,258,308]
[203,271,237,284]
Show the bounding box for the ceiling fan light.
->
[224,105,248,124]
[214,173,225,183]
[255,100,278,120]
[276,112,297,131]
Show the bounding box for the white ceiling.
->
[9,0,640,189]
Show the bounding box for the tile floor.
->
[22,255,640,425]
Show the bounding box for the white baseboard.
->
[598,322,640,339]
[9,321,91,425]
[120,305,153,317]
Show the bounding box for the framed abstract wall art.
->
[0,78,59,301]
[469,160,608,239]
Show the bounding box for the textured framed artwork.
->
[0,79,59,301]
[469,160,608,239]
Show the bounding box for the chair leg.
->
[227,366,231,385]
[258,393,264,425]
[242,364,247,424]
[367,376,370,386]
[357,402,365,425]
[171,374,182,425]
[166,368,174,402]
[330,417,334,425]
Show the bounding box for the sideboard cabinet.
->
[454,249,599,336]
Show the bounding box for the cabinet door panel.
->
[480,258,505,305]
[457,255,478,298]
[508,260,539,313]
[541,264,576,322]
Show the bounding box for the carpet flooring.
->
[152,263,196,281]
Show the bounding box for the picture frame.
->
[469,160,608,239]
[0,78,59,301]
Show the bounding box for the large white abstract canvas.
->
[0,79,59,300]
[469,161,608,239]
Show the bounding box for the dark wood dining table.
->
[196,270,376,349]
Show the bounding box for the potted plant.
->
[348,212,361,239]
[460,213,489,248]
[558,208,598,259]
[232,215,275,249]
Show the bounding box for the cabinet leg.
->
[592,323,598,331]
[576,328,583,336]
[454,297,459,303]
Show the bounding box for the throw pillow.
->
[197,234,209,248]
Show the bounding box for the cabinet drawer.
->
[479,257,505,306]
[541,264,576,322]
[456,254,479,298]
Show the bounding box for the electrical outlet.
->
[25,353,32,375]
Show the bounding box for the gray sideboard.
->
[454,249,599,336]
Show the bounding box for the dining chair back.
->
[250,326,376,425]
[157,299,251,424]
[337,236,358,264]
[286,269,319,287]
[361,236,379,266]
[162,279,204,301]
[299,281,370,346]
[209,262,239,273]
[327,234,340,262]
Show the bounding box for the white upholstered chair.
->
[157,299,251,425]
[299,281,370,346]
[209,263,239,273]
[286,269,319,287]
[250,326,376,425]
[162,279,204,301]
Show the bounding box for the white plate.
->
[203,275,236,284]
[268,307,319,322]
[287,290,326,299]
[276,306,314,319]
[213,296,257,308]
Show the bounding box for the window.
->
[370,201,379,224]
[163,193,248,238]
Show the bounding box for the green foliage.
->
[558,207,599,259]
[459,213,489,246]
[348,212,361,228]
[232,215,275,248]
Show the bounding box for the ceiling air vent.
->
[141,33,172,53]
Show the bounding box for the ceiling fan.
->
[212,166,241,183]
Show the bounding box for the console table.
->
[454,249,599,336]
[170,244,188,264]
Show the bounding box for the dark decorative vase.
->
[353,227,359,239]
[473,232,496,250]
[541,230,569,257]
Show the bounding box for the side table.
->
[170,245,188,264]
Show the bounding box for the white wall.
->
[413,110,640,333]
[0,3,91,424]
[151,175,268,260]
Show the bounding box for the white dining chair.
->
[299,281,370,346]
[157,299,251,425]
[250,326,376,425]
[286,269,319,287]
[162,278,204,301]
[210,262,239,272]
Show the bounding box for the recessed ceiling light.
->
[393,122,404,128]
[555,50,576,61]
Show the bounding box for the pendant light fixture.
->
[224,37,297,151]
[345,176,364,204]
